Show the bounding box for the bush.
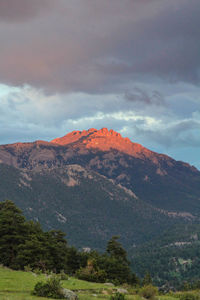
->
[24,265,32,272]
[33,268,43,275]
[32,275,65,299]
[59,270,69,280]
[76,267,106,283]
[110,292,126,300]
[139,284,158,300]
[179,292,200,300]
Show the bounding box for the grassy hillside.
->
[0,266,112,299]
[0,266,178,300]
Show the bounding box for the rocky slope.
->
[0,163,186,250]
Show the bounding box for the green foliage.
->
[131,224,200,288]
[32,275,65,299]
[0,200,139,287]
[0,200,81,274]
[59,270,68,281]
[24,265,32,272]
[76,266,107,283]
[110,292,126,300]
[33,268,43,275]
[0,200,27,269]
[103,236,138,285]
[139,285,158,300]
[75,237,139,285]
[76,257,107,283]
[142,272,153,286]
[107,236,128,262]
[66,246,83,275]
[179,292,200,300]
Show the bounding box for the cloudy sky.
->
[0,0,200,169]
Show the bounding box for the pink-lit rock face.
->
[51,128,98,145]
[51,128,156,159]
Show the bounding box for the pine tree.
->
[142,271,153,286]
[106,236,128,263]
[0,200,28,268]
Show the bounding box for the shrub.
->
[76,267,106,283]
[24,265,32,272]
[59,270,69,280]
[139,284,158,300]
[33,268,43,275]
[179,292,200,300]
[32,275,65,299]
[110,292,126,300]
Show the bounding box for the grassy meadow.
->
[0,266,180,300]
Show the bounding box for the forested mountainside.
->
[0,163,188,250]
[131,224,200,288]
[1,128,200,286]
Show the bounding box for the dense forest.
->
[2,199,200,291]
[0,200,139,286]
[131,224,200,289]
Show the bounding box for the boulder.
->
[116,288,128,294]
[105,282,115,287]
[62,288,78,300]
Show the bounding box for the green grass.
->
[0,266,113,299]
[0,266,180,300]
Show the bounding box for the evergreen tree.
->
[106,236,128,263]
[104,236,138,284]
[142,271,153,286]
[0,200,28,268]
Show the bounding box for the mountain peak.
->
[51,128,128,145]
[50,128,154,158]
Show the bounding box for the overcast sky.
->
[0,0,200,169]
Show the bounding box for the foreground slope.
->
[0,266,113,300]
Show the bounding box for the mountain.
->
[1,127,200,285]
[1,128,200,215]
[0,162,184,250]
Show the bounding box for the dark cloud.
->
[125,88,165,106]
[131,0,200,83]
[0,0,199,93]
[0,0,55,22]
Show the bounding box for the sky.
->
[0,0,200,169]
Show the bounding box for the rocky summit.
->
[51,127,162,160]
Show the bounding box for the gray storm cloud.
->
[0,0,55,22]
[125,89,165,106]
[0,0,199,93]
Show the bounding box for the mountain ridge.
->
[1,127,197,173]
[52,127,196,168]
[0,127,200,214]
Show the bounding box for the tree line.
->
[0,200,142,285]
